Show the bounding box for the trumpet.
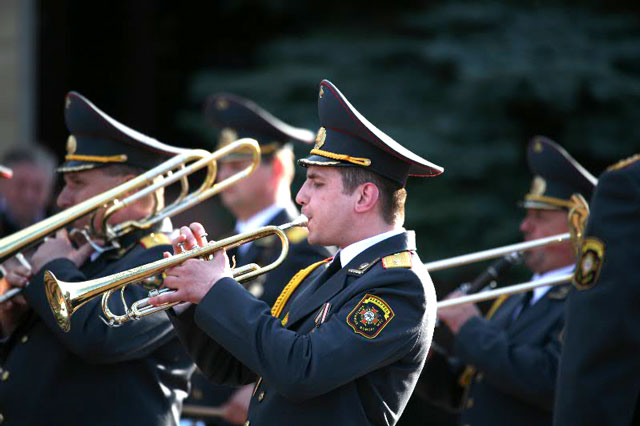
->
[0,138,261,304]
[45,215,309,332]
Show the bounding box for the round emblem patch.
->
[573,237,605,290]
[347,294,395,339]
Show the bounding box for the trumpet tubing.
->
[45,215,308,332]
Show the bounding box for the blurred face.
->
[295,166,355,248]
[1,162,53,225]
[218,159,274,220]
[57,168,131,230]
[519,208,573,274]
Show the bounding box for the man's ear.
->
[354,182,380,214]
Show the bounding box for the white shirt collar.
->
[235,203,288,234]
[339,228,405,268]
[530,264,575,305]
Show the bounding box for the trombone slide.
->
[425,232,570,272]
[437,272,573,309]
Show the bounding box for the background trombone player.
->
[0,92,194,426]
[419,136,596,426]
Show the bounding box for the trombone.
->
[45,215,309,332]
[431,194,588,309]
[0,138,261,303]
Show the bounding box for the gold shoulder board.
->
[140,233,171,249]
[382,251,412,269]
[285,227,309,244]
[607,153,640,172]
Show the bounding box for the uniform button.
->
[1,371,9,381]
[243,421,250,426]
[257,391,265,402]
[476,372,483,382]
[0,413,4,423]
[466,398,474,408]
[20,335,28,343]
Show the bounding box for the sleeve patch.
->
[573,237,605,290]
[139,232,171,249]
[382,251,412,269]
[346,294,395,339]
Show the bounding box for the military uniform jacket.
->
[172,231,436,426]
[184,204,332,420]
[554,159,640,426]
[450,280,570,426]
[0,230,194,426]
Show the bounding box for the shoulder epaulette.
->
[285,226,308,244]
[606,154,640,172]
[139,232,171,249]
[381,251,412,269]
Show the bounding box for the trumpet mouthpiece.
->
[283,215,308,230]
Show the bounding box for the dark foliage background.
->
[37,0,640,290]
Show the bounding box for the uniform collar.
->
[530,264,575,304]
[339,228,405,268]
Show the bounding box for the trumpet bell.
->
[44,271,74,332]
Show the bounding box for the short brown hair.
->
[338,167,406,225]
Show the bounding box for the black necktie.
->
[516,291,534,319]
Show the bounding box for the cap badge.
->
[215,98,229,110]
[534,140,544,153]
[66,135,77,155]
[314,127,326,149]
[530,176,546,196]
[319,86,324,99]
[218,128,238,148]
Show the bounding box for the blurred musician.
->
[0,92,194,426]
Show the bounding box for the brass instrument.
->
[433,195,588,309]
[0,138,261,303]
[424,233,570,272]
[45,215,309,332]
[437,272,573,309]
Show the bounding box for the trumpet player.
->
[152,79,443,426]
[424,137,596,426]
[0,92,194,426]
[183,93,333,425]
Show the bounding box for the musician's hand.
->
[150,223,231,305]
[5,265,31,289]
[221,384,253,425]
[31,229,94,272]
[437,291,481,334]
[0,279,30,338]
